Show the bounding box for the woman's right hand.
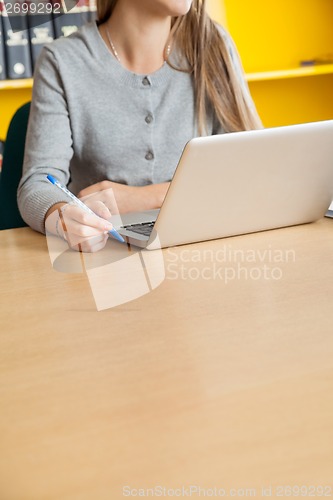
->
[45,199,115,253]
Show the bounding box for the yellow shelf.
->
[0,81,33,138]
[0,78,33,90]
[246,64,333,82]
[2,64,333,89]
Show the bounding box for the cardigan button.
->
[145,151,154,161]
[145,114,153,124]
[142,76,151,86]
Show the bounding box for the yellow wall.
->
[218,0,333,72]
[206,0,333,127]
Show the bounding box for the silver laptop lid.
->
[146,120,333,249]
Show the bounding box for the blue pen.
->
[46,174,125,243]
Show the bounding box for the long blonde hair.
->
[97,0,262,134]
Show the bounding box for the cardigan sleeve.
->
[17,46,73,234]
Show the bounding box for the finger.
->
[60,204,113,232]
[71,234,108,253]
[62,219,107,240]
[68,232,107,251]
[81,234,109,253]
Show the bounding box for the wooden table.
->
[1,220,333,499]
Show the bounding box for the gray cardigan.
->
[18,21,251,233]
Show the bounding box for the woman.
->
[18,0,262,252]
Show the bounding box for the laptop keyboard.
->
[121,222,155,237]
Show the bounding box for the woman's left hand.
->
[77,180,170,214]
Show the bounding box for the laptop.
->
[327,201,333,218]
[111,120,333,250]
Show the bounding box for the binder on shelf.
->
[0,3,7,79]
[27,0,54,69]
[0,0,97,81]
[1,0,32,79]
[52,0,89,39]
[87,0,96,22]
[76,0,92,23]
